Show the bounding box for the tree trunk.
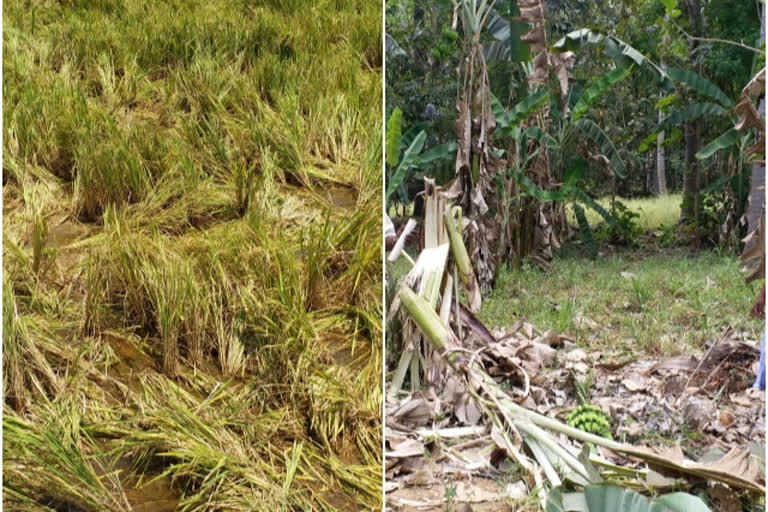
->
[680,0,702,224]
[655,109,667,196]
[654,62,668,196]
[680,120,698,222]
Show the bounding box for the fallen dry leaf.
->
[645,355,699,375]
[621,374,647,392]
[387,438,426,459]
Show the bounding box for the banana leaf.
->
[546,485,711,512]
[657,103,727,133]
[386,108,403,167]
[416,142,458,166]
[496,88,550,136]
[386,131,426,201]
[572,119,627,178]
[553,29,671,89]
[573,203,597,260]
[667,67,732,108]
[571,66,634,122]
[484,1,530,63]
[386,33,407,58]
[696,128,740,160]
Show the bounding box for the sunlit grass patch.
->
[566,193,683,231]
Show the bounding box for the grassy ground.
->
[480,246,762,357]
[481,194,762,357]
[390,195,761,357]
[4,1,382,511]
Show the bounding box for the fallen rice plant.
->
[3,0,382,509]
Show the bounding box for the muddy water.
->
[103,332,159,391]
[124,476,180,512]
[91,441,181,512]
[325,187,357,209]
[95,322,373,511]
[96,344,181,511]
[50,217,92,247]
[49,216,96,269]
[104,332,156,368]
[319,332,373,370]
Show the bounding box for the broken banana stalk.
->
[399,286,764,497]
[444,207,482,313]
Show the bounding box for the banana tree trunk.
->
[746,4,765,251]
[519,0,557,268]
[681,121,699,223]
[654,111,668,196]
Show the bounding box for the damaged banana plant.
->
[388,176,764,508]
[388,179,481,395]
[445,0,505,292]
[735,69,766,282]
[447,0,563,292]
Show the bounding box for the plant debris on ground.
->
[386,318,765,511]
[3,1,383,510]
[385,190,765,512]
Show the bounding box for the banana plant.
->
[492,85,620,260]
[454,0,494,36]
[385,108,457,208]
[630,59,764,166]
[546,485,711,512]
[491,56,634,259]
[492,63,632,182]
[648,67,741,158]
[656,66,763,245]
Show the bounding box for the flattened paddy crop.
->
[3,0,382,510]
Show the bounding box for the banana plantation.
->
[385,0,765,510]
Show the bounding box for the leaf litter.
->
[387,318,764,510]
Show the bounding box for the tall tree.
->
[655,62,669,196]
[680,0,702,224]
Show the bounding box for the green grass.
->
[4,0,382,510]
[566,193,683,231]
[480,246,762,357]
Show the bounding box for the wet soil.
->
[326,187,357,210]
